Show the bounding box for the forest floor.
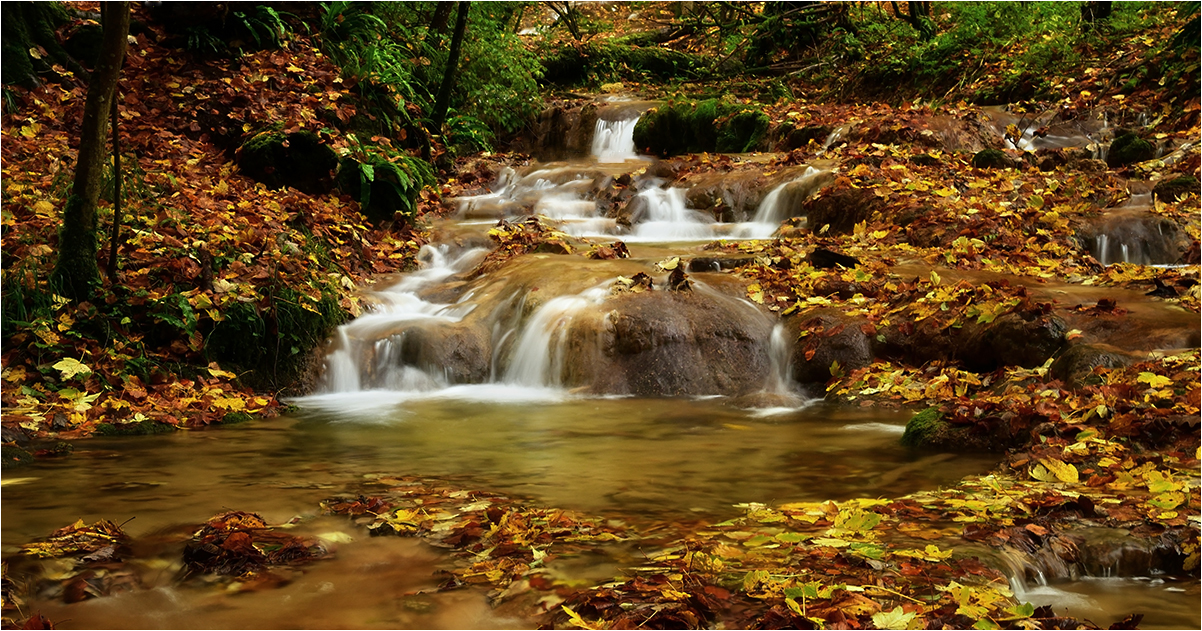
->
[2,2,1199,630]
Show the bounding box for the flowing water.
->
[3,108,1198,629]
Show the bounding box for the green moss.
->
[1152,175,1199,202]
[541,42,708,86]
[238,129,338,195]
[1107,132,1155,167]
[632,99,769,157]
[971,149,1011,169]
[222,412,254,425]
[900,407,950,448]
[1,444,34,469]
[93,421,177,436]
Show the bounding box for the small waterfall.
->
[820,124,850,153]
[630,187,715,241]
[502,286,610,387]
[765,323,796,396]
[591,117,640,163]
[752,166,823,225]
[316,244,486,393]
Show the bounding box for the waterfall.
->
[316,244,486,393]
[591,117,640,163]
[752,166,823,225]
[502,285,610,387]
[765,323,796,396]
[630,187,715,241]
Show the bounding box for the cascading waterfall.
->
[316,244,485,394]
[502,285,610,387]
[591,117,640,163]
[630,187,715,241]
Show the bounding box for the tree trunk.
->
[52,2,130,300]
[1,2,86,88]
[1081,1,1113,28]
[429,1,470,136]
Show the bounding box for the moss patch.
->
[632,99,769,156]
[93,421,178,437]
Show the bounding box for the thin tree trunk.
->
[52,2,130,299]
[429,1,470,136]
[106,96,122,278]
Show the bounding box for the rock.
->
[788,308,874,387]
[238,130,338,195]
[1107,132,1155,167]
[1,444,33,469]
[971,148,1014,169]
[962,311,1068,372]
[524,102,599,161]
[808,248,861,269]
[801,184,884,235]
[1152,175,1200,202]
[1078,210,1189,266]
[591,288,775,396]
[632,99,769,157]
[900,407,958,448]
[909,153,942,166]
[1049,343,1141,388]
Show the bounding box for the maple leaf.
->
[52,358,92,380]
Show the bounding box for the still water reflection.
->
[2,398,1197,628]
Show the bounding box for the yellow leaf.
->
[1040,458,1079,483]
[52,357,92,380]
[208,364,238,379]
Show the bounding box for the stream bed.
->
[3,400,1198,628]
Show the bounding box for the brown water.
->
[4,399,1198,628]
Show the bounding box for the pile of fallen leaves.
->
[1,4,434,439]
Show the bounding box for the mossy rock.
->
[1,444,34,469]
[900,407,957,448]
[1107,132,1155,167]
[971,148,1013,169]
[541,42,707,86]
[632,99,769,157]
[93,421,177,436]
[238,129,338,195]
[1152,176,1199,202]
[222,412,254,425]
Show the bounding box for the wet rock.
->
[238,130,338,195]
[801,184,884,235]
[807,248,861,269]
[1077,210,1189,266]
[592,288,774,396]
[1,444,34,469]
[1049,343,1141,389]
[1152,175,1200,202]
[875,306,1067,373]
[962,311,1068,372]
[787,309,874,387]
[524,102,599,161]
[396,322,492,385]
[774,123,834,151]
[687,256,755,273]
[970,148,1015,169]
[1107,132,1155,167]
[632,99,769,157]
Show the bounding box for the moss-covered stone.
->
[94,421,177,436]
[542,42,707,86]
[1152,175,1199,202]
[1,444,34,469]
[632,99,769,157]
[971,148,1012,169]
[238,129,338,195]
[222,412,254,425]
[1107,132,1155,167]
[900,407,953,448]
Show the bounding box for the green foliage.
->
[542,41,709,87]
[336,134,435,224]
[1107,131,1155,167]
[183,4,290,57]
[632,99,769,156]
[319,2,541,138]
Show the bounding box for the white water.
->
[591,118,640,162]
[502,285,610,387]
[315,245,486,395]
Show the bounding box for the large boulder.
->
[1049,343,1141,389]
[588,288,775,396]
[786,308,874,387]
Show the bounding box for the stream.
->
[3,105,1198,629]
